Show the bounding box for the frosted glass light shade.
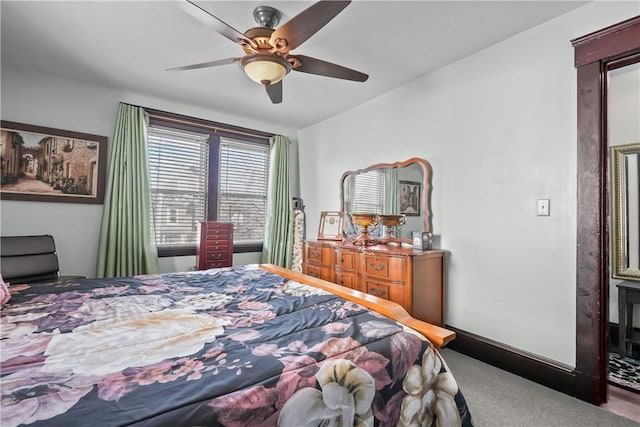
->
[241,54,290,85]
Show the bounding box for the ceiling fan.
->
[169,0,369,104]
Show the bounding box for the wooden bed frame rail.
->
[260,264,456,348]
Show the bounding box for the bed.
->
[1,264,472,426]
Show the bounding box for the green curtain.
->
[262,135,293,268]
[97,103,159,277]
[384,167,400,214]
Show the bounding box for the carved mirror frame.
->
[339,157,432,239]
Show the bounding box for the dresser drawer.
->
[335,249,356,270]
[362,277,408,309]
[203,260,230,269]
[303,264,333,282]
[335,271,356,289]
[205,251,230,262]
[361,253,407,281]
[203,239,231,249]
[365,280,389,300]
[305,243,334,266]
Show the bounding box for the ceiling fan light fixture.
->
[241,54,291,85]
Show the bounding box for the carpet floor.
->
[440,348,640,426]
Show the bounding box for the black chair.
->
[0,235,85,284]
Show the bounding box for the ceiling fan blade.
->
[290,55,368,82]
[181,0,255,48]
[265,81,283,104]
[166,57,239,72]
[270,1,351,51]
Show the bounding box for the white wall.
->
[297,1,639,367]
[1,65,296,277]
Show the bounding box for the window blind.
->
[353,170,385,213]
[148,125,209,248]
[218,138,269,243]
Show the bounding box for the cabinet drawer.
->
[361,254,407,281]
[204,260,230,269]
[335,249,356,270]
[336,271,356,289]
[304,264,333,282]
[305,244,333,266]
[203,240,231,249]
[362,278,407,308]
[206,251,230,262]
[365,280,389,299]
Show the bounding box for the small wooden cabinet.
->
[197,221,233,270]
[303,240,445,326]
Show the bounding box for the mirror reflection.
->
[340,158,431,240]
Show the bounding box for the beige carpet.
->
[440,348,640,426]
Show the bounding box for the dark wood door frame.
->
[571,15,640,404]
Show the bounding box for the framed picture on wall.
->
[0,121,108,204]
[317,211,344,240]
[399,180,421,216]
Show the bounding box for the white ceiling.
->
[1,1,588,130]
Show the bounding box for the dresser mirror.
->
[340,157,431,242]
[611,142,640,281]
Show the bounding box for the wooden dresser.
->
[197,221,233,270]
[303,240,445,326]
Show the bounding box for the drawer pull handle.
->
[369,288,386,297]
[369,263,385,272]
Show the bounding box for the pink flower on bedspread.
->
[1,329,52,365]
[238,300,272,311]
[137,284,168,294]
[287,340,307,352]
[98,372,137,401]
[360,320,402,339]
[309,336,364,359]
[209,385,279,426]
[131,360,176,385]
[252,343,283,357]
[91,285,130,296]
[1,368,97,427]
[30,291,89,305]
[228,329,261,343]
[321,321,351,334]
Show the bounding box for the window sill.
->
[157,243,263,258]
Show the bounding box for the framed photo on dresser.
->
[317,211,344,240]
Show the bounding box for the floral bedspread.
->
[1,265,472,426]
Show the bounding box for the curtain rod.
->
[145,112,272,141]
[121,102,274,141]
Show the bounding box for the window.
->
[353,169,385,213]
[218,139,269,243]
[148,126,209,251]
[146,112,271,256]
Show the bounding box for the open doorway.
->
[572,16,640,405]
[607,57,640,395]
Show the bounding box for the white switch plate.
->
[537,199,550,216]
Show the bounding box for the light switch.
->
[537,199,550,216]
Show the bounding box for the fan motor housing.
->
[253,6,280,28]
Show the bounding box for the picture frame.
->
[399,180,421,216]
[1,121,108,204]
[317,211,344,240]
